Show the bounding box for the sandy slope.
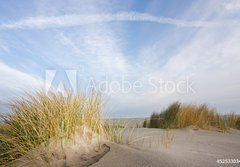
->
[92,128,240,167]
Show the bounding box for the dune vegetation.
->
[0,91,121,166]
[145,102,240,131]
[0,92,239,166]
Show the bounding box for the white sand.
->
[92,128,240,167]
[12,127,240,167]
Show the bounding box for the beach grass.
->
[147,102,240,131]
[0,91,120,166]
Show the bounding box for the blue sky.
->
[0,0,240,117]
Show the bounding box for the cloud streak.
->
[0,62,44,101]
[1,12,239,30]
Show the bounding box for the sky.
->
[0,0,240,118]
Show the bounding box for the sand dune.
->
[11,128,240,167]
[92,128,240,167]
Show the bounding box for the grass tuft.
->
[0,91,119,166]
[147,102,240,131]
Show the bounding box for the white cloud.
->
[0,41,10,53]
[0,62,43,101]
[1,0,240,116]
[51,24,129,79]
[224,1,240,12]
[133,23,240,114]
[0,12,239,30]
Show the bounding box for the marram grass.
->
[148,102,240,131]
[0,91,119,166]
[175,104,221,129]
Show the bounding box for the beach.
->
[92,128,240,167]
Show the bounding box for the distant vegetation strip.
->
[143,102,240,131]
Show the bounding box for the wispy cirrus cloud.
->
[1,0,240,117]
[1,12,239,30]
[0,62,43,101]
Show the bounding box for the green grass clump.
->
[143,119,148,128]
[149,102,181,129]
[236,117,240,130]
[159,102,181,128]
[150,113,161,128]
[0,91,107,166]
